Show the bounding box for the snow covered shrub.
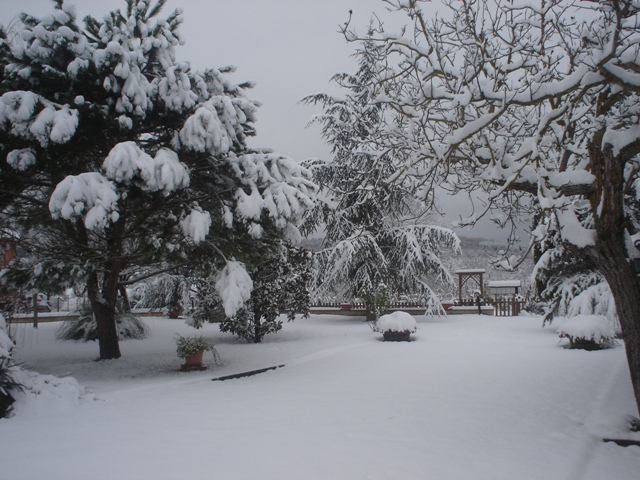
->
[539,270,617,325]
[557,315,617,350]
[532,225,619,329]
[219,245,311,343]
[8,369,87,417]
[56,309,148,342]
[374,311,417,341]
[1,313,89,418]
[0,313,21,418]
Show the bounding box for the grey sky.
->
[1,0,517,240]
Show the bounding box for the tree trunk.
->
[253,312,262,343]
[76,217,125,360]
[587,238,640,416]
[586,142,640,415]
[118,284,131,312]
[87,272,121,360]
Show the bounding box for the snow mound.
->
[8,367,91,418]
[556,315,616,343]
[375,311,418,333]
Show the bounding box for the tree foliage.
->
[0,0,315,359]
[302,37,460,312]
[193,244,311,343]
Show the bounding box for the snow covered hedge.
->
[557,315,617,351]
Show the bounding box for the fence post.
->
[32,295,38,329]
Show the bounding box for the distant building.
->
[488,280,521,297]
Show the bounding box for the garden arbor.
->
[455,269,485,303]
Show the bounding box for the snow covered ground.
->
[2,314,639,480]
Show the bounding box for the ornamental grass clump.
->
[56,309,148,342]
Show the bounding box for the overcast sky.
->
[1,0,516,240]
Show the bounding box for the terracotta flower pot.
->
[183,349,204,367]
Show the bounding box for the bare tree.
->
[340,0,640,413]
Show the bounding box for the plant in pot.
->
[373,311,417,342]
[175,334,219,370]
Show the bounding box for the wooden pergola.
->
[454,269,486,302]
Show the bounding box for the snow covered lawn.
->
[2,314,639,480]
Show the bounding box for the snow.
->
[2,314,639,480]
[556,209,597,248]
[556,315,617,343]
[214,260,253,317]
[6,148,36,171]
[489,280,521,287]
[102,142,190,193]
[0,91,79,147]
[376,311,418,333]
[49,172,119,230]
[180,209,211,244]
[8,368,88,418]
[178,98,250,155]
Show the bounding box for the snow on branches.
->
[231,154,316,229]
[102,142,189,193]
[49,172,119,230]
[0,0,316,359]
[303,38,459,307]
[341,0,640,251]
[0,92,78,147]
[215,260,253,318]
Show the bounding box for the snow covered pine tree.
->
[0,0,315,359]
[340,0,640,414]
[302,38,460,313]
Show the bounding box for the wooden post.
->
[32,294,38,329]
